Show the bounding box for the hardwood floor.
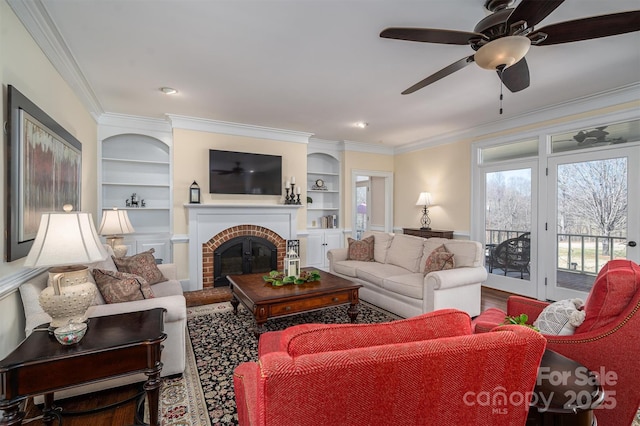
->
[480,286,509,312]
[21,286,511,425]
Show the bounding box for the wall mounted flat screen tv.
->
[209,150,282,195]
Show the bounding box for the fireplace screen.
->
[214,236,277,286]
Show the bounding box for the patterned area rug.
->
[145,331,211,425]
[186,301,399,425]
[162,303,640,425]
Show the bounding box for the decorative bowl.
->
[53,321,87,345]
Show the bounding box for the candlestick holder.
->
[284,184,302,205]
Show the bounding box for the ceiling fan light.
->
[475,36,531,70]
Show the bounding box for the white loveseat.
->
[18,248,186,401]
[328,231,487,318]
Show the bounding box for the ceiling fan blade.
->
[402,56,475,95]
[506,0,565,29]
[380,28,487,45]
[530,11,640,45]
[499,58,530,93]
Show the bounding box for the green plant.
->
[504,314,540,332]
[263,269,321,286]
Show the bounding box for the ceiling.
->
[13,0,640,148]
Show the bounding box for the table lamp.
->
[24,204,108,327]
[98,208,135,257]
[416,192,434,230]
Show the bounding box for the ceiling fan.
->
[380,0,640,95]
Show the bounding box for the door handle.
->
[627,241,637,247]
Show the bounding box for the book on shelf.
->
[318,214,338,229]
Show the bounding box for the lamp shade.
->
[416,192,434,207]
[98,208,135,236]
[474,36,531,70]
[24,206,108,268]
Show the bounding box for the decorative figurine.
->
[126,193,146,207]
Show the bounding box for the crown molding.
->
[344,140,395,155]
[309,137,343,147]
[166,114,313,144]
[394,83,640,154]
[98,113,172,143]
[7,0,104,119]
[308,138,394,155]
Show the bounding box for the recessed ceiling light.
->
[355,122,368,129]
[160,87,178,95]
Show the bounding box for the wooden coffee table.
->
[228,268,362,335]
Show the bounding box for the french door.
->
[545,146,639,301]
[481,159,539,298]
[355,178,370,240]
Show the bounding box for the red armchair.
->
[233,308,546,426]
[473,259,640,426]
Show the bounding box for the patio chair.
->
[490,232,531,279]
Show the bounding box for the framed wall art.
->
[6,85,82,261]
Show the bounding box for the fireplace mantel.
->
[184,203,301,290]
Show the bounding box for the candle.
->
[291,176,296,184]
[296,186,301,194]
[285,180,290,189]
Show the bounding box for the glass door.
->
[355,178,370,240]
[546,146,639,300]
[481,160,538,298]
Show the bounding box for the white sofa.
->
[18,249,186,401]
[328,231,487,318]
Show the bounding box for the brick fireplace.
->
[184,204,301,291]
[203,225,286,287]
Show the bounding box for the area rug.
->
[186,301,399,425]
[145,333,211,426]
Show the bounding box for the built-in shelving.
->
[306,148,343,269]
[99,131,172,261]
[306,152,341,229]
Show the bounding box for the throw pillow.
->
[92,269,154,304]
[112,249,166,285]
[347,236,375,261]
[533,298,585,335]
[424,245,455,275]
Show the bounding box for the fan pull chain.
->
[498,66,504,115]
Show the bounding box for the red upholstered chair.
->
[472,259,640,426]
[234,309,546,426]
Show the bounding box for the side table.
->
[0,308,166,426]
[527,350,606,426]
[402,228,454,239]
